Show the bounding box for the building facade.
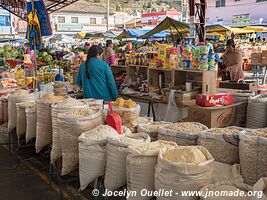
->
[206,0,267,26]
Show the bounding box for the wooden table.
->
[251,63,267,85]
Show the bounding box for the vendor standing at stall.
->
[102,40,116,65]
[222,39,244,81]
[76,45,118,101]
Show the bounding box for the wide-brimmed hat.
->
[226,39,235,47]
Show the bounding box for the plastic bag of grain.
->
[35,94,66,153]
[25,105,37,143]
[155,146,214,200]
[78,125,119,191]
[16,101,36,140]
[126,140,177,200]
[200,181,252,200]
[158,122,208,146]
[8,89,36,132]
[240,129,267,185]
[137,122,171,141]
[58,107,103,175]
[50,98,86,164]
[198,128,243,165]
[253,178,267,200]
[104,133,150,191]
[112,104,141,125]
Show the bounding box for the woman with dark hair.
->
[76,45,118,101]
[102,40,116,65]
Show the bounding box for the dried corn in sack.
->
[198,128,243,165]
[35,94,66,153]
[78,125,119,191]
[155,146,214,200]
[253,178,267,200]
[112,104,141,126]
[58,107,103,175]
[126,140,177,200]
[240,129,267,185]
[7,89,36,132]
[158,122,208,146]
[16,102,36,140]
[200,181,252,200]
[137,122,171,141]
[113,98,125,107]
[50,98,86,164]
[25,106,37,143]
[104,133,150,191]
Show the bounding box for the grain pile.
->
[240,129,267,185]
[137,122,170,141]
[158,122,208,146]
[58,107,103,175]
[155,146,214,200]
[198,128,242,164]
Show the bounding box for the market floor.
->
[0,130,124,200]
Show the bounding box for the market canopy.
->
[206,24,230,33]
[49,34,76,44]
[74,32,87,39]
[139,17,189,39]
[84,31,118,39]
[117,29,169,40]
[241,26,267,33]
[230,27,255,34]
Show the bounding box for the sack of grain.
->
[240,129,267,185]
[0,99,4,125]
[78,125,119,191]
[7,89,35,132]
[127,140,177,200]
[155,146,214,200]
[137,122,170,141]
[112,104,141,125]
[3,98,8,123]
[198,128,243,165]
[25,106,37,143]
[104,133,150,191]
[58,107,103,175]
[253,178,267,200]
[50,98,86,164]
[79,99,103,107]
[35,94,66,153]
[200,181,252,200]
[158,122,208,146]
[211,161,243,184]
[125,116,152,133]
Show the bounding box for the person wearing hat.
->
[102,40,116,65]
[221,39,244,81]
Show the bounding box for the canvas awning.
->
[230,27,255,34]
[117,29,169,40]
[206,24,230,33]
[241,26,267,33]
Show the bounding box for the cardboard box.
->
[196,93,233,107]
[188,104,236,128]
[262,57,267,65]
[251,53,262,64]
[262,50,267,58]
[219,81,257,91]
[202,71,217,95]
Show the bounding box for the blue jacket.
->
[76,58,118,101]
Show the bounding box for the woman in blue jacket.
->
[76,45,118,101]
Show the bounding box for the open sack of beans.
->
[158,122,208,146]
[50,98,86,164]
[58,107,103,175]
[137,122,171,141]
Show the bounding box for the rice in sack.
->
[78,125,119,191]
[200,181,252,200]
[137,122,171,141]
[50,98,86,163]
[58,107,103,175]
[155,146,214,200]
[104,133,150,191]
[240,129,267,185]
[198,128,243,164]
[158,122,208,146]
[127,140,177,200]
[25,105,37,143]
[35,94,66,153]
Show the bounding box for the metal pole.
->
[31,0,38,89]
[106,0,109,31]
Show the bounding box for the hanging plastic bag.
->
[164,90,182,122]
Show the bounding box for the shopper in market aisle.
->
[76,45,118,101]
[102,40,116,65]
[222,39,244,81]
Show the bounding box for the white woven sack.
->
[16,105,26,140]
[126,140,177,200]
[3,99,8,123]
[155,146,214,200]
[240,130,267,185]
[0,100,4,125]
[25,106,37,143]
[50,98,86,163]
[8,92,35,132]
[104,133,151,191]
[200,181,252,200]
[253,178,267,200]
[58,108,103,175]
[246,101,267,128]
[137,122,171,141]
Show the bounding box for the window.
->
[90,18,97,24]
[71,17,78,23]
[216,0,225,7]
[0,15,11,26]
[256,0,267,2]
[102,18,107,24]
[58,16,65,23]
